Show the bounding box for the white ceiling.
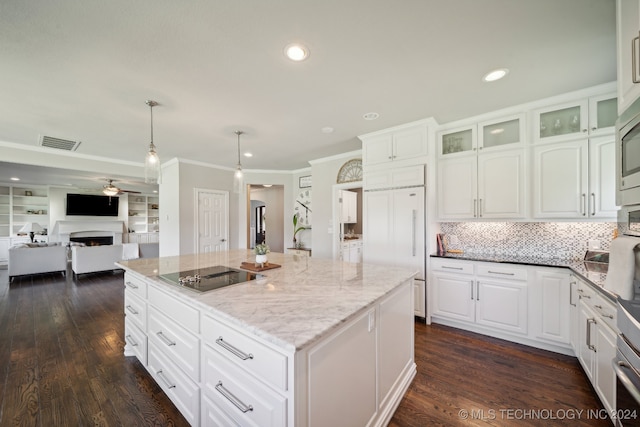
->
[0,0,616,185]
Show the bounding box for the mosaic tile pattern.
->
[438,222,617,260]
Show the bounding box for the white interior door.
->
[196,189,228,253]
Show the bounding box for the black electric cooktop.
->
[159,265,263,293]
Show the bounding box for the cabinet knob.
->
[591,127,597,131]
[582,129,588,133]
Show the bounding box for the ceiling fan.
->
[102,179,141,196]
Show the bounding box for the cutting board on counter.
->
[240,262,281,272]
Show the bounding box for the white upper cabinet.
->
[617,0,640,114]
[533,95,616,144]
[437,115,526,220]
[362,126,427,166]
[438,126,477,158]
[477,115,526,152]
[340,190,357,224]
[533,100,589,144]
[533,140,589,218]
[532,136,617,219]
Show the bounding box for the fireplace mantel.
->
[52,220,125,244]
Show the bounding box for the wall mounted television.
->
[66,193,119,216]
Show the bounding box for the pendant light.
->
[233,130,244,193]
[144,100,161,184]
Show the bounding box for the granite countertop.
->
[117,250,417,353]
[430,252,615,301]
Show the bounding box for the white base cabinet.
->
[574,277,618,417]
[431,259,528,336]
[122,271,415,427]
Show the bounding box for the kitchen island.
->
[117,250,417,427]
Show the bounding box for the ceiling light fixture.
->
[363,112,379,121]
[103,179,120,196]
[234,130,244,193]
[244,152,253,157]
[285,43,309,61]
[483,68,509,82]
[10,177,20,181]
[263,184,273,188]
[144,100,161,184]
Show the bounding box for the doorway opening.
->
[247,185,284,253]
[332,183,363,260]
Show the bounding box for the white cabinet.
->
[362,125,427,166]
[533,96,616,144]
[532,136,617,219]
[363,164,424,190]
[438,114,525,157]
[575,278,618,416]
[437,115,526,220]
[431,259,528,335]
[531,269,571,347]
[340,190,357,223]
[617,0,640,114]
[438,148,526,219]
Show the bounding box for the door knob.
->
[221,238,227,242]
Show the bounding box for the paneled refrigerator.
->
[363,186,426,318]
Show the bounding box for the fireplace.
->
[52,220,124,245]
[70,236,113,246]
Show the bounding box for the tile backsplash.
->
[438,222,617,260]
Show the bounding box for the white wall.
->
[159,160,180,256]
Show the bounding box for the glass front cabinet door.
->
[438,126,476,157]
[588,94,617,136]
[534,100,588,143]
[478,114,525,152]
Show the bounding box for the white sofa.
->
[9,244,67,281]
[71,243,159,276]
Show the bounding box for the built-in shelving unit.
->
[0,185,10,237]
[11,185,49,235]
[127,194,160,243]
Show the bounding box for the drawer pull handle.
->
[487,270,515,276]
[216,337,254,360]
[215,381,253,413]
[156,331,176,347]
[156,370,176,389]
[442,266,463,271]
[125,281,139,289]
[125,334,138,347]
[125,305,139,315]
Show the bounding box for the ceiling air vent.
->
[39,135,81,151]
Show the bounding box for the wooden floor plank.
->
[0,266,613,426]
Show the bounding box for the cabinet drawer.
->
[202,394,240,427]
[202,345,287,427]
[148,341,200,426]
[431,258,474,275]
[202,315,288,392]
[124,318,148,365]
[124,291,147,332]
[593,294,617,333]
[576,280,597,303]
[148,284,199,333]
[148,306,200,381]
[124,272,148,299]
[476,264,527,281]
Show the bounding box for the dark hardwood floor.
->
[0,267,610,426]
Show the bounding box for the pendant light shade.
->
[144,100,161,184]
[233,130,244,193]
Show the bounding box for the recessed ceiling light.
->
[483,68,509,82]
[263,184,273,188]
[153,190,158,193]
[244,152,253,157]
[10,177,20,181]
[284,43,309,61]
[363,112,379,121]
[321,127,334,134]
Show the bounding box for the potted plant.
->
[293,213,308,248]
[254,242,270,267]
